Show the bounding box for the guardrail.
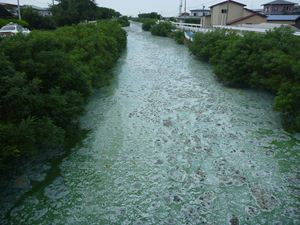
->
[172,22,300,36]
[171,22,210,33]
[213,25,267,33]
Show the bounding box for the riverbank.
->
[0,21,127,181]
[189,28,300,133]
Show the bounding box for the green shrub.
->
[150,22,173,37]
[117,16,130,27]
[21,7,56,30]
[0,21,127,172]
[0,19,29,28]
[141,19,157,31]
[171,30,185,44]
[138,12,161,20]
[189,27,300,132]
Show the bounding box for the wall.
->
[263,4,295,14]
[230,15,267,25]
[211,2,247,25]
[200,16,212,27]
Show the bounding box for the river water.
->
[1,23,300,225]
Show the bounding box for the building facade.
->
[209,0,266,26]
[262,0,296,15]
[0,3,18,17]
[0,5,13,19]
[190,9,210,17]
[22,5,52,17]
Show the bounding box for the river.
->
[1,22,300,225]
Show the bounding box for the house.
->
[267,14,300,28]
[209,0,267,26]
[262,0,296,15]
[186,9,211,26]
[0,4,13,19]
[0,3,18,17]
[190,9,210,17]
[22,5,52,17]
[292,5,300,14]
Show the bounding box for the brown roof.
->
[210,0,246,8]
[227,13,266,25]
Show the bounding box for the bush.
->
[117,16,130,27]
[189,27,300,132]
[0,19,29,28]
[171,30,185,44]
[150,22,173,37]
[0,21,127,173]
[138,12,161,20]
[21,7,56,30]
[141,19,156,31]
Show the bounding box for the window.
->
[221,9,227,13]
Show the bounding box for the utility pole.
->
[202,5,205,27]
[184,0,187,13]
[179,0,183,16]
[17,0,21,20]
[225,0,230,25]
[52,0,55,5]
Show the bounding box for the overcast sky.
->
[1,0,300,16]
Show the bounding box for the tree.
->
[52,0,98,26]
[138,12,161,20]
[21,7,56,30]
[150,22,173,37]
[0,21,127,175]
[142,19,156,31]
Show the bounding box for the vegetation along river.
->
[1,22,300,225]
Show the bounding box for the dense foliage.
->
[189,27,300,132]
[21,7,56,30]
[0,19,28,28]
[98,7,121,19]
[141,19,157,31]
[116,16,130,27]
[150,22,173,37]
[51,0,121,26]
[0,21,127,173]
[138,12,161,20]
[170,30,185,44]
[183,19,201,24]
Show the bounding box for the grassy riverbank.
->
[0,21,127,175]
